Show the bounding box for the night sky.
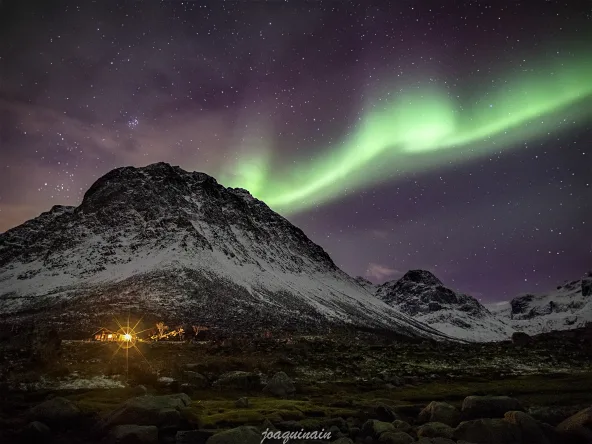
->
[1,1,591,302]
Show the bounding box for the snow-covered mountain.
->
[353,276,377,293]
[487,272,592,335]
[0,162,448,339]
[373,270,515,342]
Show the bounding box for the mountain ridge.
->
[488,271,592,335]
[373,269,516,341]
[0,162,448,340]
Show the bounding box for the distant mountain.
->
[487,272,592,335]
[374,270,515,342]
[0,162,448,340]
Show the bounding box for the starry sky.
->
[1,0,591,302]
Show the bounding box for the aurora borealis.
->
[220,55,592,212]
[1,0,591,301]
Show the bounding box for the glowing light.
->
[95,315,155,378]
[217,53,592,214]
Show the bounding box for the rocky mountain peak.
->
[372,269,515,341]
[0,163,447,340]
[399,269,443,286]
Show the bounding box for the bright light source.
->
[123,333,132,341]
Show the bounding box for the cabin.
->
[93,328,134,342]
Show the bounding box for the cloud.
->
[365,263,402,281]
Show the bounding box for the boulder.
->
[557,406,592,442]
[213,371,261,391]
[537,421,585,444]
[206,426,262,444]
[416,422,454,439]
[21,421,52,441]
[511,332,532,346]
[183,371,209,388]
[361,419,395,438]
[527,405,584,425]
[453,418,522,444]
[107,425,158,444]
[176,429,217,444]
[102,394,191,429]
[374,404,397,422]
[263,372,295,398]
[321,416,347,432]
[461,396,523,420]
[378,371,403,386]
[418,401,461,427]
[503,411,549,444]
[377,431,414,444]
[158,408,182,429]
[29,397,82,428]
[392,420,412,433]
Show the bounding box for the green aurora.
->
[218,55,592,214]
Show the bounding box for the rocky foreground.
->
[1,326,592,443]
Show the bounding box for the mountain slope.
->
[374,270,515,342]
[0,162,447,339]
[488,272,592,335]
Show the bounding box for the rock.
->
[108,425,158,444]
[374,404,397,422]
[378,371,402,386]
[511,331,532,346]
[418,401,461,427]
[453,418,522,444]
[235,397,249,408]
[260,418,278,432]
[582,278,592,297]
[392,420,412,433]
[461,396,523,420]
[158,408,182,429]
[528,405,584,425]
[206,426,262,444]
[556,406,592,442]
[416,422,454,439]
[321,416,347,432]
[102,394,191,428]
[537,421,583,444]
[377,431,414,444]
[263,372,296,398]
[21,421,52,441]
[361,419,395,438]
[29,397,82,428]
[213,371,261,391]
[503,411,549,444]
[184,371,210,388]
[298,418,322,431]
[393,404,423,418]
[176,429,217,444]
